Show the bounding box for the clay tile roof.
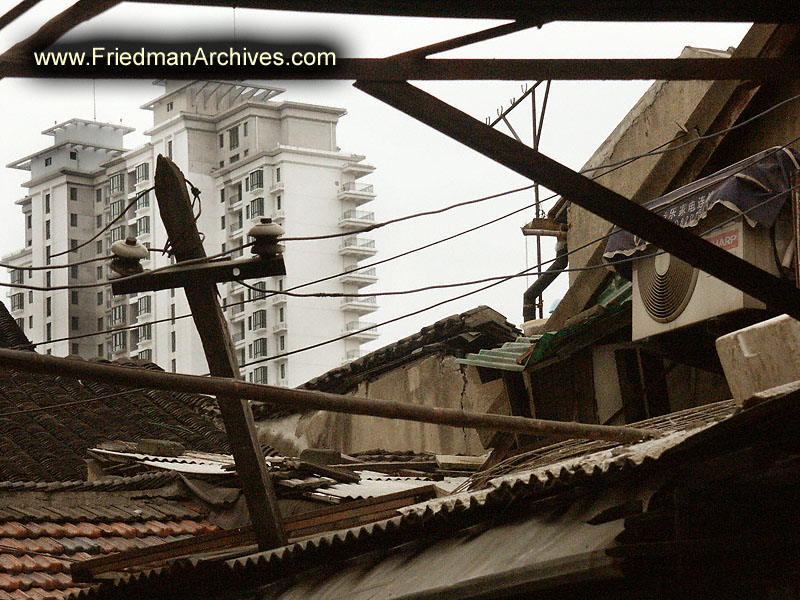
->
[0,302,229,483]
[298,305,520,397]
[0,489,220,600]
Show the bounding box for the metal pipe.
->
[523,240,568,322]
[0,348,657,443]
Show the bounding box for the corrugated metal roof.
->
[520,281,632,368]
[73,398,752,600]
[88,450,453,498]
[319,471,463,501]
[270,487,633,600]
[89,449,238,476]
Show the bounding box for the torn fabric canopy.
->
[604,146,800,279]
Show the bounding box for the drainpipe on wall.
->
[523,239,568,322]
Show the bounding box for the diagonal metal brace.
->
[354,80,800,321]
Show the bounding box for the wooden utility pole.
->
[152,155,286,549]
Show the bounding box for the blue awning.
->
[604,146,800,279]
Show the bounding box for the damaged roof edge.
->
[297,305,520,397]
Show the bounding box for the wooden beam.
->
[0,347,660,443]
[110,255,285,294]
[354,80,800,321]
[72,486,437,582]
[8,56,800,80]
[153,155,286,551]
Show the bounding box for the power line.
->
[26,139,795,349]
[22,128,800,350]
[0,387,151,418]
[17,178,797,396]
[280,183,536,242]
[1,254,109,272]
[0,176,540,290]
[241,156,800,367]
[27,192,553,348]
[51,186,154,259]
[0,240,258,292]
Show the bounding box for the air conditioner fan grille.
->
[636,253,699,322]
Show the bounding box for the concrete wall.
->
[567,48,724,281]
[259,353,505,456]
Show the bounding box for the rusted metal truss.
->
[111,1,800,23]
[0,6,796,410]
[6,57,800,81]
[0,1,797,408]
[2,3,800,81]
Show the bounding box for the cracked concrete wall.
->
[288,353,504,455]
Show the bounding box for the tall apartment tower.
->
[5,81,379,386]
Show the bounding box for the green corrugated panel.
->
[456,355,525,372]
[523,279,632,368]
[456,336,538,372]
[455,283,634,374]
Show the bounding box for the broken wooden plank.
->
[71,485,436,582]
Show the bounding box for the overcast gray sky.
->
[0,2,751,351]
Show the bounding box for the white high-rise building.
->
[4,81,379,386]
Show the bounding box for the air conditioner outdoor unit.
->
[603,147,800,342]
[632,211,779,341]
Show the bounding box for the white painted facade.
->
[5,81,378,386]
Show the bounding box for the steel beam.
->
[6,57,800,81]
[354,80,800,321]
[543,24,798,331]
[391,20,538,60]
[0,0,120,77]
[128,0,800,23]
[0,0,45,31]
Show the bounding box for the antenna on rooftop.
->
[92,79,97,121]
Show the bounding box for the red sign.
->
[705,228,739,252]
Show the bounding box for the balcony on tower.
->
[340,295,378,314]
[338,182,375,206]
[342,349,362,365]
[339,209,375,230]
[339,236,377,258]
[343,320,379,341]
[339,265,377,287]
